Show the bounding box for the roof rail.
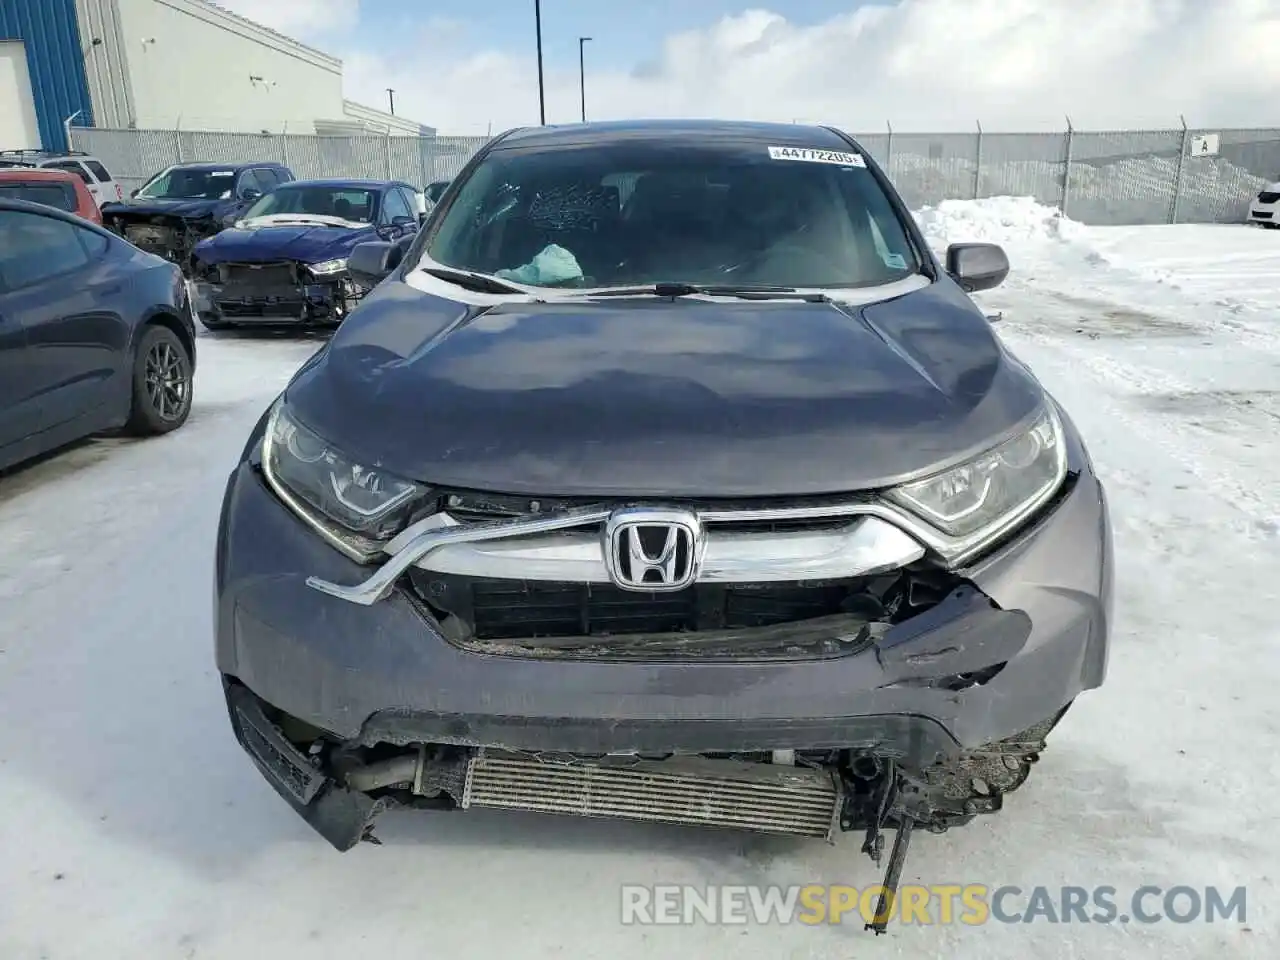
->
[0,149,91,158]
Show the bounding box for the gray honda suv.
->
[215,119,1112,930]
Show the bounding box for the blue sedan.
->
[190,178,425,330]
[0,198,196,472]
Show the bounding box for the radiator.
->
[461,750,841,839]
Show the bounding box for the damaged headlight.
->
[308,258,348,276]
[885,407,1067,556]
[261,402,433,560]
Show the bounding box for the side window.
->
[0,210,90,289]
[85,160,113,183]
[381,186,413,223]
[254,167,280,189]
[45,160,93,184]
[236,169,268,198]
[78,227,111,260]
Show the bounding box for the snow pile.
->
[913,196,1090,253]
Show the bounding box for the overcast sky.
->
[217,0,1280,135]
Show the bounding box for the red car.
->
[0,168,103,224]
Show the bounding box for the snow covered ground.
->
[1,200,1278,959]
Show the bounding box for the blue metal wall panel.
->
[0,0,94,151]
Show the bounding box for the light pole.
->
[535,0,546,125]
[578,36,591,123]
[386,88,396,115]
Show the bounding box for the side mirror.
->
[129,187,139,199]
[417,211,429,225]
[240,187,263,203]
[348,240,403,287]
[392,215,417,229]
[945,243,1009,293]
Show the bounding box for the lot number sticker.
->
[768,146,866,167]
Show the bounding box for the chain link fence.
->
[69,127,491,198]
[70,124,1280,226]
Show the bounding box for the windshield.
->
[243,186,378,223]
[137,167,237,200]
[425,140,920,290]
[0,182,77,212]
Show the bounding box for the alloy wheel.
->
[144,341,190,422]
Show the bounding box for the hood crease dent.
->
[284,278,1043,498]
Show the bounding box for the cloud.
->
[228,0,1280,134]
[367,0,1280,134]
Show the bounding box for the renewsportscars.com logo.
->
[620,884,1248,927]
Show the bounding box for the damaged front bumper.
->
[216,414,1112,856]
[194,261,357,324]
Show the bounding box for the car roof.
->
[0,168,82,183]
[168,161,284,171]
[0,149,100,161]
[276,178,411,190]
[0,196,110,227]
[494,118,855,150]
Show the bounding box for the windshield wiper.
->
[422,266,530,295]
[588,282,832,302]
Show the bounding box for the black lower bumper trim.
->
[354,709,963,768]
[225,681,387,851]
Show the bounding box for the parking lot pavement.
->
[0,212,1276,959]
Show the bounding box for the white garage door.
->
[0,41,41,150]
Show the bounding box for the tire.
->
[126,324,193,435]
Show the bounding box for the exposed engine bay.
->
[104,211,220,274]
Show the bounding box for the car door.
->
[0,208,132,436]
[0,228,33,451]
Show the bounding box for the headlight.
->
[261,402,433,560]
[308,258,348,276]
[885,407,1067,552]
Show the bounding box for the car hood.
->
[196,218,374,264]
[101,197,229,219]
[283,278,1046,498]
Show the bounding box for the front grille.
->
[409,568,956,661]
[1258,191,1280,204]
[1253,211,1273,220]
[464,579,867,637]
[462,751,841,839]
[218,299,306,318]
[219,261,298,286]
[214,260,307,317]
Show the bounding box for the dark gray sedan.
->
[0,198,196,473]
[214,120,1111,929]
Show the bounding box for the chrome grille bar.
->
[306,504,926,606]
[401,512,922,584]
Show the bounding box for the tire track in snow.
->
[990,288,1280,536]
